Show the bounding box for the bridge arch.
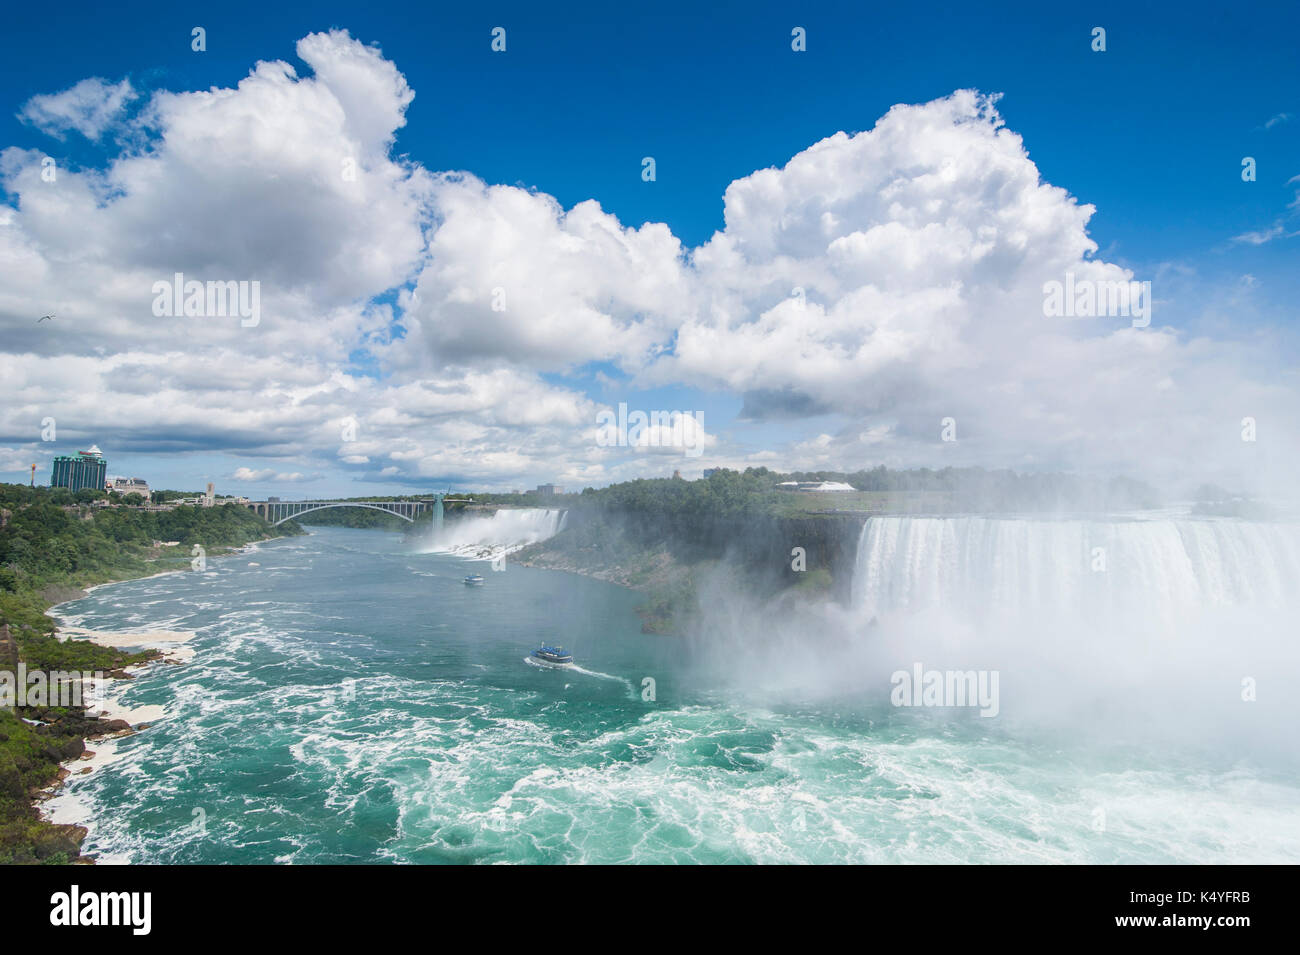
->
[261,502,418,526]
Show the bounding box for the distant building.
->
[702,468,721,478]
[777,481,855,493]
[109,476,151,500]
[204,482,215,507]
[51,445,107,493]
[534,484,563,496]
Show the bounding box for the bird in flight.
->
[37,314,55,322]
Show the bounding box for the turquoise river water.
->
[47,522,1300,864]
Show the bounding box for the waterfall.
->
[424,508,566,559]
[836,514,1300,739]
[851,516,1300,627]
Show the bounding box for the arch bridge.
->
[247,497,474,526]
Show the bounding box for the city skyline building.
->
[50,445,107,494]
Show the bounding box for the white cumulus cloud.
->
[1,44,1294,494]
[19,77,136,140]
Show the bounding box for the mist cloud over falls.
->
[683,515,1300,765]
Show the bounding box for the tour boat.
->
[464,574,485,585]
[528,645,574,667]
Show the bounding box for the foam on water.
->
[44,523,1300,864]
[523,657,637,697]
[422,508,566,559]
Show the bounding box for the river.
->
[47,521,1300,863]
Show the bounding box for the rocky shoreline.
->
[29,625,196,863]
[16,550,256,863]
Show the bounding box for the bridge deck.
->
[245,498,477,526]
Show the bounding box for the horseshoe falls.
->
[853,516,1300,622]
[46,520,1300,864]
[840,517,1300,747]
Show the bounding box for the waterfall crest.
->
[425,508,566,559]
[852,516,1300,626]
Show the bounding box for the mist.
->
[683,510,1300,767]
[414,508,567,559]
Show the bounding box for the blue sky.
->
[7,1,1298,252]
[1,0,1297,497]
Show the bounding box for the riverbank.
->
[4,585,223,864]
[0,625,155,864]
[25,549,268,862]
[513,540,697,634]
[0,488,297,863]
[32,622,197,859]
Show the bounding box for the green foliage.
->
[577,468,782,521]
[634,570,699,635]
[0,481,295,863]
[0,488,294,603]
[555,465,1158,523]
[7,631,153,674]
[545,469,786,559]
[792,567,834,593]
[0,593,57,635]
[0,708,99,864]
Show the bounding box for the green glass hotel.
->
[49,445,107,493]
